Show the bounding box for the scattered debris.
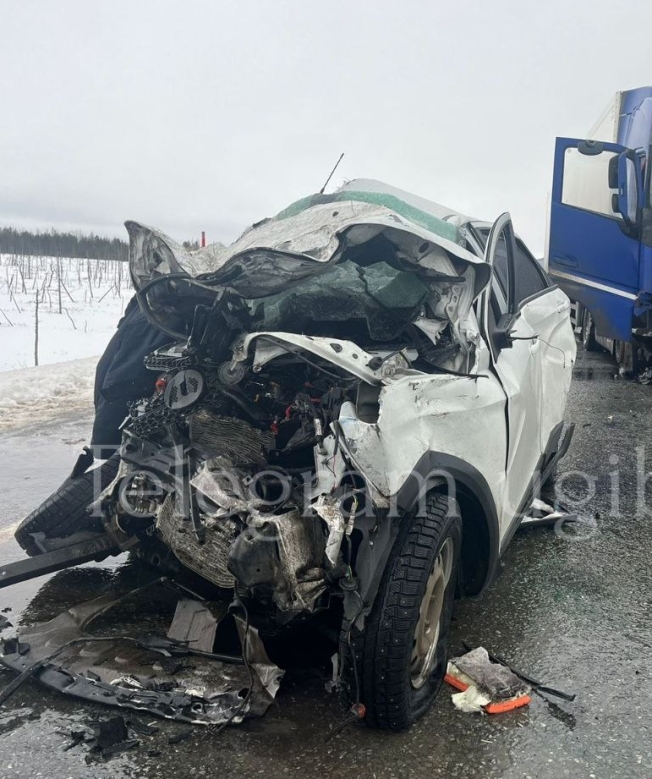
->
[90,715,137,756]
[0,580,284,727]
[457,642,576,703]
[59,715,160,760]
[327,703,367,739]
[62,729,87,751]
[0,615,12,630]
[127,719,159,736]
[520,497,577,529]
[638,367,652,385]
[445,647,532,714]
[168,729,193,745]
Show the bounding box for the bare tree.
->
[34,289,39,366]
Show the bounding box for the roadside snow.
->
[0,356,97,431]
[0,253,130,372]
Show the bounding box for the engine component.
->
[121,471,160,515]
[144,345,197,371]
[229,508,327,613]
[217,360,247,386]
[246,468,293,511]
[164,369,205,410]
[189,410,274,465]
[156,493,238,589]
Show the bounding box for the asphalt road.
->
[1,345,652,779]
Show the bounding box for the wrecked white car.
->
[4,180,576,731]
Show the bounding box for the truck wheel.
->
[344,492,462,731]
[582,310,598,351]
[615,340,639,377]
[14,454,120,556]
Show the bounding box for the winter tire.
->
[14,454,120,556]
[344,491,462,730]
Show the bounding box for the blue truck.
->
[547,87,652,373]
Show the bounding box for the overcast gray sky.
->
[1,0,651,254]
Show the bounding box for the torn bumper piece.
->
[0,582,283,726]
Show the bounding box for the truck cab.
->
[547,87,652,371]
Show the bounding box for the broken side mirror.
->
[609,152,640,226]
[493,313,515,350]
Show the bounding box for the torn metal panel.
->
[127,180,491,300]
[234,332,401,385]
[0,585,283,726]
[231,508,327,613]
[312,494,346,568]
[167,598,223,653]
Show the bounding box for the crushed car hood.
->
[126,179,491,300]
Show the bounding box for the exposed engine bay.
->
[96,190,490,630]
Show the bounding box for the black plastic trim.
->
[395,451,500,594]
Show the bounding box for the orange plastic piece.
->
[444,673,469,692]
[484,695,532,715]
[445,673,532,714]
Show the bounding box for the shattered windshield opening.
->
[134,221,479,375]
[248,259,430,345]
[240,230,472,373]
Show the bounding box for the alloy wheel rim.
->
[410,536,454,689]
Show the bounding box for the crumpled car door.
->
[480,213,544,538]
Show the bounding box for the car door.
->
[511,243,576,456]
[472,220,575,460]
[480,214,544,534]
[548,137,643,341]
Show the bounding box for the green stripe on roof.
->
[272,191,461,244]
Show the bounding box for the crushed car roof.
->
[126,179,491,299]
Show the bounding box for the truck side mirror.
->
[611,152,639,225]
[608,155,618,189]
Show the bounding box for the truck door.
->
[548,137,642,342]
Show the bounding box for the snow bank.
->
[0,356,97,431]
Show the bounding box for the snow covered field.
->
[0,253,131,372]
[0,254,132,430]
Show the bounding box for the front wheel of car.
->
[346,492,462,731]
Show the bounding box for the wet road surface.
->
[1,346,652,778]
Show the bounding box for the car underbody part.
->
[0,534,124,590]
[520,497,578,529]
[0,579,283,725]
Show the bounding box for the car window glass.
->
[492,232,510,303]
[491,276,508,317]
[513,240,549,302]
[477,226,549,309]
